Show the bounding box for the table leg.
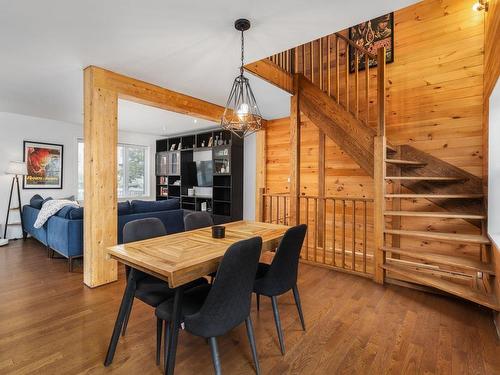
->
[165,287,183,375]
[104,269,137,366]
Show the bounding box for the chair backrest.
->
[265,224,307,295]
[123,217,167,243]
[184,236,262,338]
[184,212,214,231]
[123,218,167,281]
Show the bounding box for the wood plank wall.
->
[483,0,500,332]
[264,0,485,263]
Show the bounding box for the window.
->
[78,140,149,200]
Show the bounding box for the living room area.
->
[1,0,500,374]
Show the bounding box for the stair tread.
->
[384,229,490,244]
[382,247,494,274]
[386,193,483,199]
[385,176,465,181]
[383,264,499,311]
[384,211,485,219]
[386,145,397,153]
[385,159,426,166]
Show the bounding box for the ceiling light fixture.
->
[472,0,488,11]
[220,18,262,138]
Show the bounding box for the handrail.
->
[334,32,376,59]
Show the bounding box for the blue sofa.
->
[23,198,185,271]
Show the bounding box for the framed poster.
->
[349,13,394,72]
[23,141,63,189]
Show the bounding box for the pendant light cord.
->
[240,29,245,76]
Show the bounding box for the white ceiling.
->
[0,0,416,135]
[119,99,218,136]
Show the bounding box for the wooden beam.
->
[298,74,375,176]
[82,66,242,287]
[289,75,301,225]
[89,66,226,122]
[83,67,118,287]
[244,59,294,94]
[255,128,267,222]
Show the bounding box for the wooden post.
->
[255,128,267,222]
[373,136,386,284]
[318,131,325,247]
[83,67,118,287]
[377,47,386,136]
[289,74,301,225]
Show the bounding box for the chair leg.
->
[292,284,306,331]
[46,245,51,258]
[208,337,222,375]
[68,256,73,272]
[163,321,170,372]
[270,296,285,355]
[245,317,261,375]
[256,294,260,311]
[156,317,162,366]
[121,298,134,336]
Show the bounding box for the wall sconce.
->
[472,0,489,11]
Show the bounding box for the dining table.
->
[103,220,290,374]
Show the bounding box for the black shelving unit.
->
[155,129,243,224]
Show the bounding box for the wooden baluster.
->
[355,51,359,119]
[269,195,273,223]
[302,44,306,76]
[276,195,280,224]
[327,35,331,97]
[305,197,309,260]
[293,47,299,74]
[322,197,326,264]
[363,200,367,273]
[342,199,346,269]
[365,53,370,126]
[319,38,323,91]
[377,47,386,137]
[332,199,336,266]
[314,198,318,262]
[310,41,314,83]
[352,200,356,271]
[284,196,287,225]
[336,37,340,103]
[345,40,350,113]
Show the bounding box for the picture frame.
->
[349,12,394,72]
[23,141,63,189]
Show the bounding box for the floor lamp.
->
[1,161,27,246]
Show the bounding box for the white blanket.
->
[34,199,80,228]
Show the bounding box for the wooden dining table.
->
[103,220,290,374]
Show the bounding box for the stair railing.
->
[268,32,388,283]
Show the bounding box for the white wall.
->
[243,133,256,220]
[0,112,159,239]
[488,80,500,240]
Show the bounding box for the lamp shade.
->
[6,161,28,176]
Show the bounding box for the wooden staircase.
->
[246,31,499,311]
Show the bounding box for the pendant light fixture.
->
[220,18,262,138]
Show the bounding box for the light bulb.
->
[237,103,250,115]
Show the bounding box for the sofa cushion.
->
[68,207,84,220]
[118,201,132,215]
[55,205,75,218]
[30,194,44,209]
[131,199,180,213]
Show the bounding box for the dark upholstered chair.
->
[253,224,307,355]
[155,237,263,375]
[122,218,206,365]
[184,211,214,231]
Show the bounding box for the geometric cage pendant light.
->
[220,18,263,138]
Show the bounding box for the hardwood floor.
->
[0,239,499,375]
